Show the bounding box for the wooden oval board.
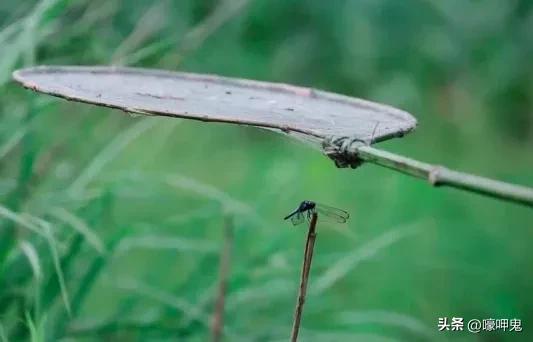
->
[13,66,417,145]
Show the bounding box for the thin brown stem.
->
[290,212,318,342]
[211,216,233,342]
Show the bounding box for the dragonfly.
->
[284,200,349,226]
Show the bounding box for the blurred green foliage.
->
[1,0,532,341]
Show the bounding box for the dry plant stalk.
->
[290,212,318,342]
[211,216,233,342]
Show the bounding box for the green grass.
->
[1,0,533,341]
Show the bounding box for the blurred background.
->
[1,0,532,341]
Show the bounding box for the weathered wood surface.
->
[12,66,417,145]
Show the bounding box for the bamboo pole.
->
[353,144,533,208]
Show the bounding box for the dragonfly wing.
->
[290,212,305,226]
[315,203,349,223]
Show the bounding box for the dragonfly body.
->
[284,200,316,220]
[284,200,349,226]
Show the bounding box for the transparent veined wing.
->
[290,212,305,226]
[314,203,349,223]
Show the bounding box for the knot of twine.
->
[322,136,366,169]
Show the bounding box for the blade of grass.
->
[25,311,45,342]
[113,278,213,331]
[0,212,45,323]
[111,1,168,64]
[0,98,38,269]
[166,174,264,226]
[164,203,219,225]
[0,41,22,85]
[98,170,266,227]
[226,278,293,311]
[171,0,250,67]
[19,241,42,282]
[0,0,70,85]
[69,118,158,195]
[35,219,72,316]
[68,191,117,318]
[0,20,23,43]
[120,0,249,66]
[115,235,218,255]
[279,329,397,342]
[311,224,421,296]
[0,211,65,340]
[66,317,194,339]
[336,310,436,340]
[0,126,28,161]
[55,229,124,338]
[118,37,176,66]
[49,207,105,254]
[0,323,7,342]
[175,257,219,329]
[46,190,117,339]
[70,239,116,317]
[111,278,240,340]
[61,1,119,40]
[0,204,47,239]
[138,119,181,166]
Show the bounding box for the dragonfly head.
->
[300,200,316,212]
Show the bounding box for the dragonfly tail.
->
[283,210,298,220]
